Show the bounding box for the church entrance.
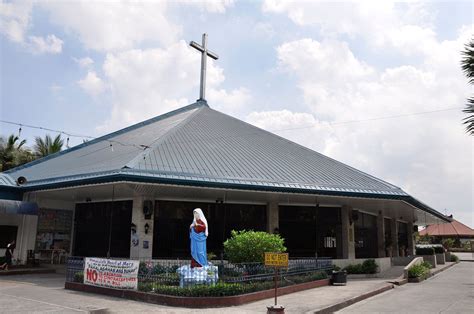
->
[73,201,132,258]
[354,212,378,258]
[279,206,342,258]
[152,200,266,258]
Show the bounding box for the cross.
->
[190,33,219,102]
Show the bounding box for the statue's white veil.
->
[192,208,208,237]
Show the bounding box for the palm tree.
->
[0,134,32,171]
[461,38,474,135]
[34,134,64,157]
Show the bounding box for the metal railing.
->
[66,256,333,287]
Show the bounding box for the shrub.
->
[344,264,364,274]
[408,264,430,279]
[223,230,286,263]
[421,261,432,269]
[433,246,445,254]
[451,254,459,262]
[361,259,378,274]
[74,272,84,283]
[416,247,434,255]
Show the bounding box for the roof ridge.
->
[5,101,208,174]
[125,105,205,169]
[207,108,404,192]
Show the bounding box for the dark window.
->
[153,201,266,258]
[0,226,17,248]
[398,221,408,253]
[73,201,132,258]
[279,206,342,258]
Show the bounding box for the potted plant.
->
[331,268,347,285]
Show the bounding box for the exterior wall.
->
[130,196,153,259]
[332,257,392,274]
[377,212,385,257]
[266,199,278,233]
[0,213,38,265]
[341,206,355,259]
[390,217,399,257]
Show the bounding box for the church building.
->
[0,34,449,267]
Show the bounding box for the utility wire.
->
[0,106,463,150]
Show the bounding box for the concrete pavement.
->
[338,262,474,313]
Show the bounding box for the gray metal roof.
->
[5,101,408,196]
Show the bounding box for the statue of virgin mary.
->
[189,208,208,268]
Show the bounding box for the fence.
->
[66,256,333,288]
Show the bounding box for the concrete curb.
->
[312,283,394,314]
[429,261,458,277]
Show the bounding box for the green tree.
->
[461,38,474,135]
[34,134,64,157]
[0,134,33,171]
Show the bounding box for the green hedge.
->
[416,247,434,255]
[138,270,327,297]
[450,254,459,262]
[343,259,378,274]
[408,264,430,279]
[433,246,445,254]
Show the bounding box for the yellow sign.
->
[264,252,289,267]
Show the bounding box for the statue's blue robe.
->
[190,228,208,267]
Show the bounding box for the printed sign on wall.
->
[84,258,139,290]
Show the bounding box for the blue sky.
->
[1,0,473,227]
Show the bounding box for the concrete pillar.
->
[407,221,415,256]
[377,212,385,258]
[266,199,279,233]
[390,218,399,257]
[341,206,355,259]
[130,196,154,259]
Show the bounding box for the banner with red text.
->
[84,258,139,290]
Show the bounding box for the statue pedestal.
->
[177,264,218,288]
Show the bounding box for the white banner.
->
[84,258,139,290]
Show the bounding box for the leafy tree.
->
[223,230,286,263]
[0,135,33,171]
[461,38,474,135]
[34,134,63,157]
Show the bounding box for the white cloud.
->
[95,40,248,132]
[208,87,252,116]
[182,0,234,13]
[263,0,439,56]
[74,57,94,68]
[259,31,472,225]
[1,1,63,55]
[40,1,180,52]
[27,34,63,54]
[78,71,106,97]
[0,0,32,43]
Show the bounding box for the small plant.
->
[451,254,459,262]
[74,272,84,283]
[421,261,432,269]
[207,252,217,261]
[416,247,435,255]
[344,264,364,274]
[223,230,286,263]
[408,264,430,279]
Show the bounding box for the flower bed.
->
[407,262,431,283]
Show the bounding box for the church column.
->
[341,205,355,259]
[377,211,385,258]
[407,221,415,256]
[130,196,154,259]
[266,198,279,234]
[390,217,399,257]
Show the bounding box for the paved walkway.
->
[338,262,474,313]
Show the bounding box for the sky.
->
[0,0,472,227]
